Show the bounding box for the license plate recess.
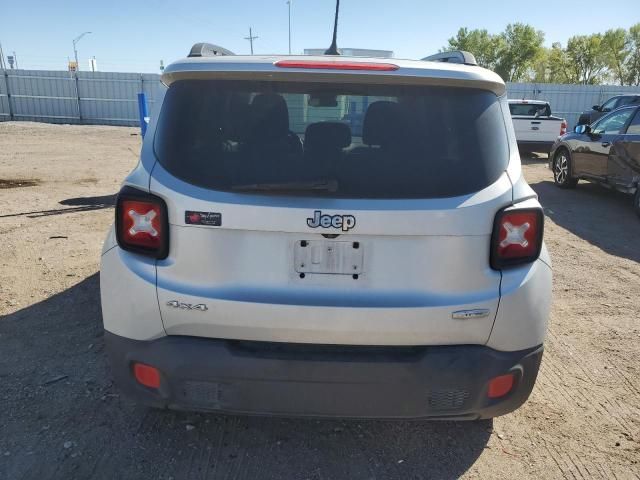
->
[294,240,363,275]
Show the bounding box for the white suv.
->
[100,45,552,419]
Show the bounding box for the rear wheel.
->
[553,149,578,189]
[634,187,640,219]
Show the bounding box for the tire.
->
[634,187,640,219]
[553,149,578,189]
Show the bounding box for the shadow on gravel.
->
[0,195,115,219]
[520,152,549,165]
[1,274,492,480]
[531,179,640,263]
[59,194,116,208]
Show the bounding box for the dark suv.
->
[550,105,640,217]
[577,95,640,126]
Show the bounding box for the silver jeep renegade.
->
[100,45,552,419]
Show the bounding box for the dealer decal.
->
[185,211,222,226]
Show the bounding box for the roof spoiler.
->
[188,43,235,58]
[421,51,477,66]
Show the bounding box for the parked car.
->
[577,94,640,126]
[508,99,567,154]
[550,104,640,216]
[100,45,552,419]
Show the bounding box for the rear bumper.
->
[106,332,543,419]
[517,140,554,153]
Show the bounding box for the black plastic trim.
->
[105,332,543,419]
[115,186,169,260]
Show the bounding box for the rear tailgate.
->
[512,115,564,143]
[151,164,510,346]
[150,65,511,346]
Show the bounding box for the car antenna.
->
[324,0,340,55]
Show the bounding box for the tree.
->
[627,23,640,86]
[495,23,545,82]
[532,43,572,83]
[547,42,573,83]
[442,22,640,85]
[564,34,608,84]
[444,27,503,71]
[602,28,630,85]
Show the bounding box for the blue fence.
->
[0,69,161,126]
[1,68,639,128]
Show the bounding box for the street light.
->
[287,1,292,54]
[72,31,92,71]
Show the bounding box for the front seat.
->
[246,93,302,153]
[238,93,303,183]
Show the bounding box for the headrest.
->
[225,94,250,141]
[304,122,352,151]
[362,101,402,147]
[249,93,290,140]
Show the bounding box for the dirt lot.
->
[1,121,639,480]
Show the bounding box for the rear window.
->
[154,80,508,198]
[509,103,551,117]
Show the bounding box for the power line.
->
[244,27,258,55]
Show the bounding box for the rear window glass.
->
[154,80,508,198]
[509,103,551,117]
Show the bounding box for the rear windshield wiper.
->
[231,179,338,192]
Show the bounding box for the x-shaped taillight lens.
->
[491,209,543,269]
[116,188,168,259]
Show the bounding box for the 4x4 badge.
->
[166,300,208,312]
[306,210,356,232]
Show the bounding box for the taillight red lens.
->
[274,60,399,71]
[116,187,169,259]
[490,208,544,269]
[121,200,162,249]
[560,120,567,135]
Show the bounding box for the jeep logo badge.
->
[306,210,356,232]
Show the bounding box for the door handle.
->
[601,142,611,147]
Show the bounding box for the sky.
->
[1,0,639,73]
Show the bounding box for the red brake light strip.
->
[274,60,399,71]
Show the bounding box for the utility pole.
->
[0,41,6,70]
[287,1,292,54]
[72,31,92,71]
[244,27,258,55]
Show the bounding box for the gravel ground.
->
[1,122,639,480]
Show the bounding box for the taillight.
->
[560,120,567,136]
[115,186,169,259]
[490,208,544,270]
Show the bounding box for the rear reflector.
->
[133,363,161,389]
[490,207,544,269]
[487,373,515,399]
[274,60,399,71]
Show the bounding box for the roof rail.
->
[188,43,235,58]
[421,51,477,66]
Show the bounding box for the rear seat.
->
[303,121,351,177]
